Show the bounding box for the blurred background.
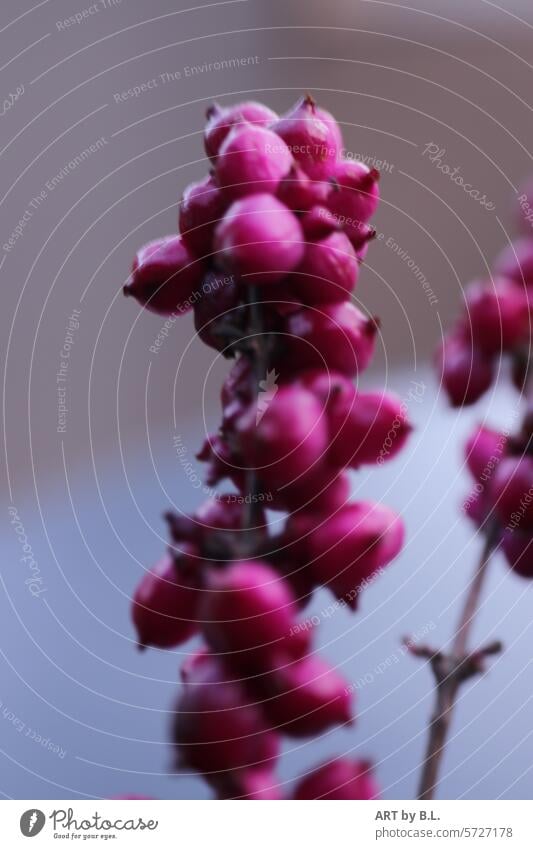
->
[1,0,533,800]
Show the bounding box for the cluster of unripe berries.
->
[439,181,533,579]
[125,97,411,799]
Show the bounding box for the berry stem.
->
[241,286,266,530]
[417,525,500,800]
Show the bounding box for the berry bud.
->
[214,194,305,284]
[204,101,278,161]
[465,277,529,355]
[293,758,379,799]
[261,654,352,736]
[291,231,359,304]
[285,302,378,376]
[179,174,227,258]
[173,654,279,775]
[124,237,204,316]
[435,331,494,407]
[131,551,199,648]
[273,95,343,180]
[216,125,293,201]
[199,561,309,667]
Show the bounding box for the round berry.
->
[214,194,304,284]
[216,124,293,201]
[124,237,204,315]
[291,230,359,304]
[204,101,278,161]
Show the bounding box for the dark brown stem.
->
[417,527,499,800]
[241,287,266,530]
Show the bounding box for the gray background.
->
[1,0,533,799]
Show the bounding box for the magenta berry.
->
[173,653,279,775]
[132,551,199,649]
[329,391,412,468]
[237,384,329,489]
[491,456,533,530]
[261,654,352,737]
[212,769,282,800]
[327,159,380,235]
[435,331,494,407]
[204,101,278,161]
[214,193,304,284]
[286,301,378,376]
[291,230,359,304]
[465,277,529,354]
[124,236,204,316]
[179,174,227,258]
[277,164,330,212]
[198,561,309,667]
[299,205,341,240]
[502,529,533,578]
[293,758,379,800]
[464,424,506,482]
[289,502,404,606]
[273,95,343,180]
[216,124,293,201]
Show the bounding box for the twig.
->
[416,526,501,800]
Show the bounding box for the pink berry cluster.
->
[436,229,533,407]
[125,97,411,799]
[438,180,533,578]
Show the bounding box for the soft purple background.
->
[2,0,533,799]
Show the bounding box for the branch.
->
[416,525,501,800]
